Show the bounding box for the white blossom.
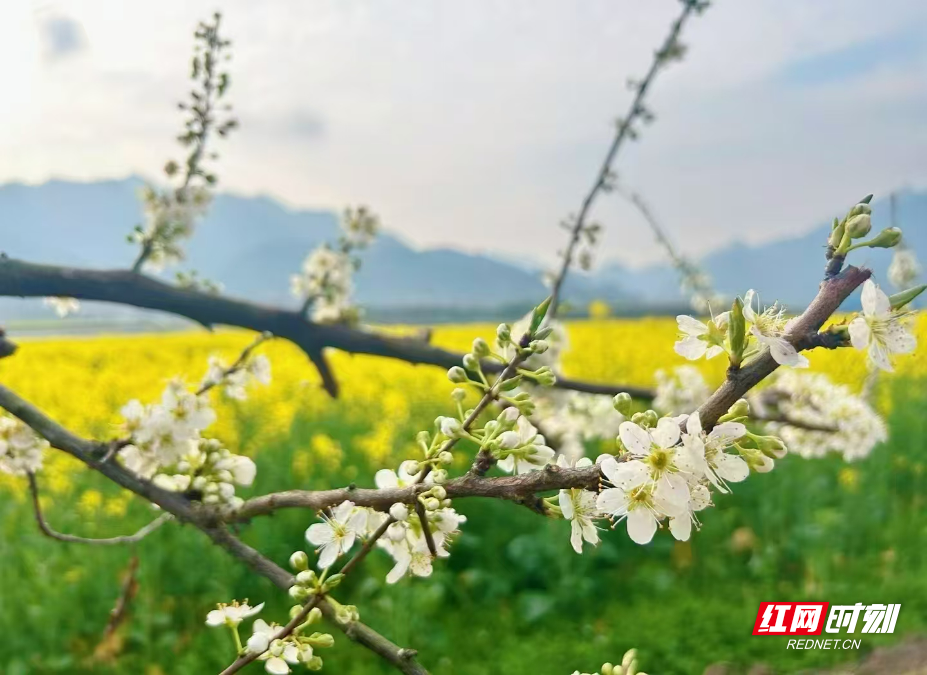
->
[743,290,808,369]
[205,600,263,628]
[679,412,749,493]
[888,248,920,289]
[291,246,355,324]
[556,455,600,553]
[306,501,367,569]
[0,416,47,476]
[849,279,916,372]
[653,366,710,416]
[43,296,80,317]
[673,313,728,361]
[495,416,555,474]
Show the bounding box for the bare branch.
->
[0,257,643,399]
[548,0,704,317]
[94,555,141,661]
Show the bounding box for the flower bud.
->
[846,213,871,238]
[307,607,322,624]
[496,323,512,343]
[289,604,304,620]
[400,459,421,476]
[438,450,454,465]
[447,366,468,383]
[719,398,750,422]
[866,227,902,249]
[498,374,524,391]
[322,573,344,591]
[498,431,520,449]
[389,503,409,521]
[438,416,462,438]
[622,649,637,669]
[472,337,491,357]
[422,497,440,510]
[296,570,318,586]
[533,325,554,340]
[306,655,324,671]
[613,392,633,417]
[889,284,927,310]
[310,633,335,648]
[601,664,614,675]
[533,366,556,387]
[289,585,310,601]
[451,388,467,402]
[498,407,519,424]
[756,435,788,459]
[462,353,480,371]
[431,468,448,484]
[431,485,447,500]
[529,340,549,354]
[289,550,309,572]
[847,202,872,218]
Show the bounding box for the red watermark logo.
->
[753,602,829,635]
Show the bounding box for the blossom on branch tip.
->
[742,290,808,369]
[0,415,47,476]
[205,600,263,627]
[849,279,917,372]
[673,313,727,360]
[494,416,555,474]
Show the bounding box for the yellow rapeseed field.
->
[2,316,925,503]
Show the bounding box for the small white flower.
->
[679,412,749,493]
[205,600,263,627]
[618,419,690,509]
[0,416,47,476]
[495,417,555,474]
[43,296,80,317]
[848,279,917,372]
[556,455,600,554]
[673,313,727,361]
[743,290,808,369]
[305,501,367,568]
[597,457,685,545]
[247,618,277,654]
[248,354,273,386]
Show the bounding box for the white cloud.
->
[1,0,925,269]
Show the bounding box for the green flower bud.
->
[296,570,317,586]
[306,655,324,671]
[309,633,335,648]
[462,353,480,371]
[290,604,304,620]
[529,296,552,333]
[289,550,309,572]
[601,664,614,675]
[472,337,491,357]
[451,387,467,402]
[532,366,556,387]
[533,326,554,340]
[828,217,846,249]
[496,323,512,343]
[432,468,448,483]
[431,485,447,500]
[865,227,903,249]
[846,213,872,238]
[422,496,440,511]
[889,284,927,310]
[529,339,549,354]
[322,573,344,591]
[613,392,633,417]
[498,374,524,391]
[728,297,746,368]
[719,398,750,422]
[631,411,647,426]
[289,584,310,602]
[307,607,322,625]
[642,410,659,428]
[447,366,468,383]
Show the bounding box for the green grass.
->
[2,379,927,674]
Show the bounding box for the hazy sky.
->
[3,1,926,268]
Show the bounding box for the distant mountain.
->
[0,177,923,325]
[593,189,927,310]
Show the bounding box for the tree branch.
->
[0,256,643,399]
[548,0,703,317]
[693,266,871,429]
[0,381,428,675]
[27,472,173,545]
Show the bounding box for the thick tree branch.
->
[0,381,428,675]
[0,256,644,399]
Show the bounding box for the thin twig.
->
[28,473,173,545]
[94,555,141,659]
[218,595,323,675]
[547,0,704,317]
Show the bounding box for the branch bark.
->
[0,256,645,400]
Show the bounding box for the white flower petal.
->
[674,337,707,360]
[669,515,692,541]
[677,315,708,336]
[306,523,334,546]
[558,490,575,520]
[714,453,750,483]
[626,509,657,545]
[651,417,681,449]
[618,422,652,456]
[848,317,871,350]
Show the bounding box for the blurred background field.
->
[2,317,927,674]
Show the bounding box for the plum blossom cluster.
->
[653,365,711,416]
[206,597,334,674]
[595,399,783,545]
[291,206,379,324]
[572,648,648,675]
[756,371,887,461]
[129,184,213,271]
[117,347,271,506]
[0,414,47,476]
[674,289,808,369]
